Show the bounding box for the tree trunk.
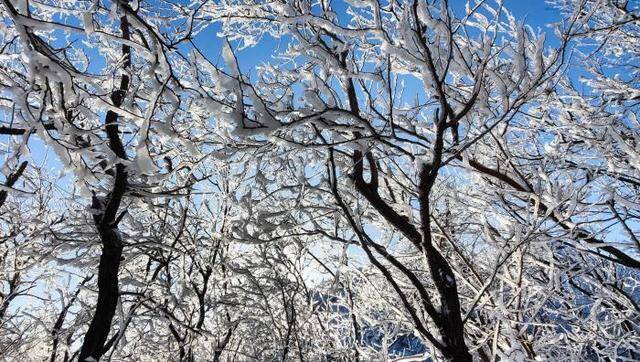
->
[78,227,123,361]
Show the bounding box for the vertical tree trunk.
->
[419,156,471,362]
[79,10,131,357]
[79,227,123,361]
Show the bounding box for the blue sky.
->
[508,0,560,27]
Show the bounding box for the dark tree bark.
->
[79,221,125,361]
[418,164,471,361]
[414,108,471,361]
[78,13,131,361]
[0,161,27,209]
[0,123,56,135]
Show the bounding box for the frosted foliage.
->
[0,0,638,361]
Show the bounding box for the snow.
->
[82,12,94,34]
[1,0,638,360]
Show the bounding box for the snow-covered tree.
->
[201,0,639,359]
[0,0,223,359]
[0,0,637,360]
